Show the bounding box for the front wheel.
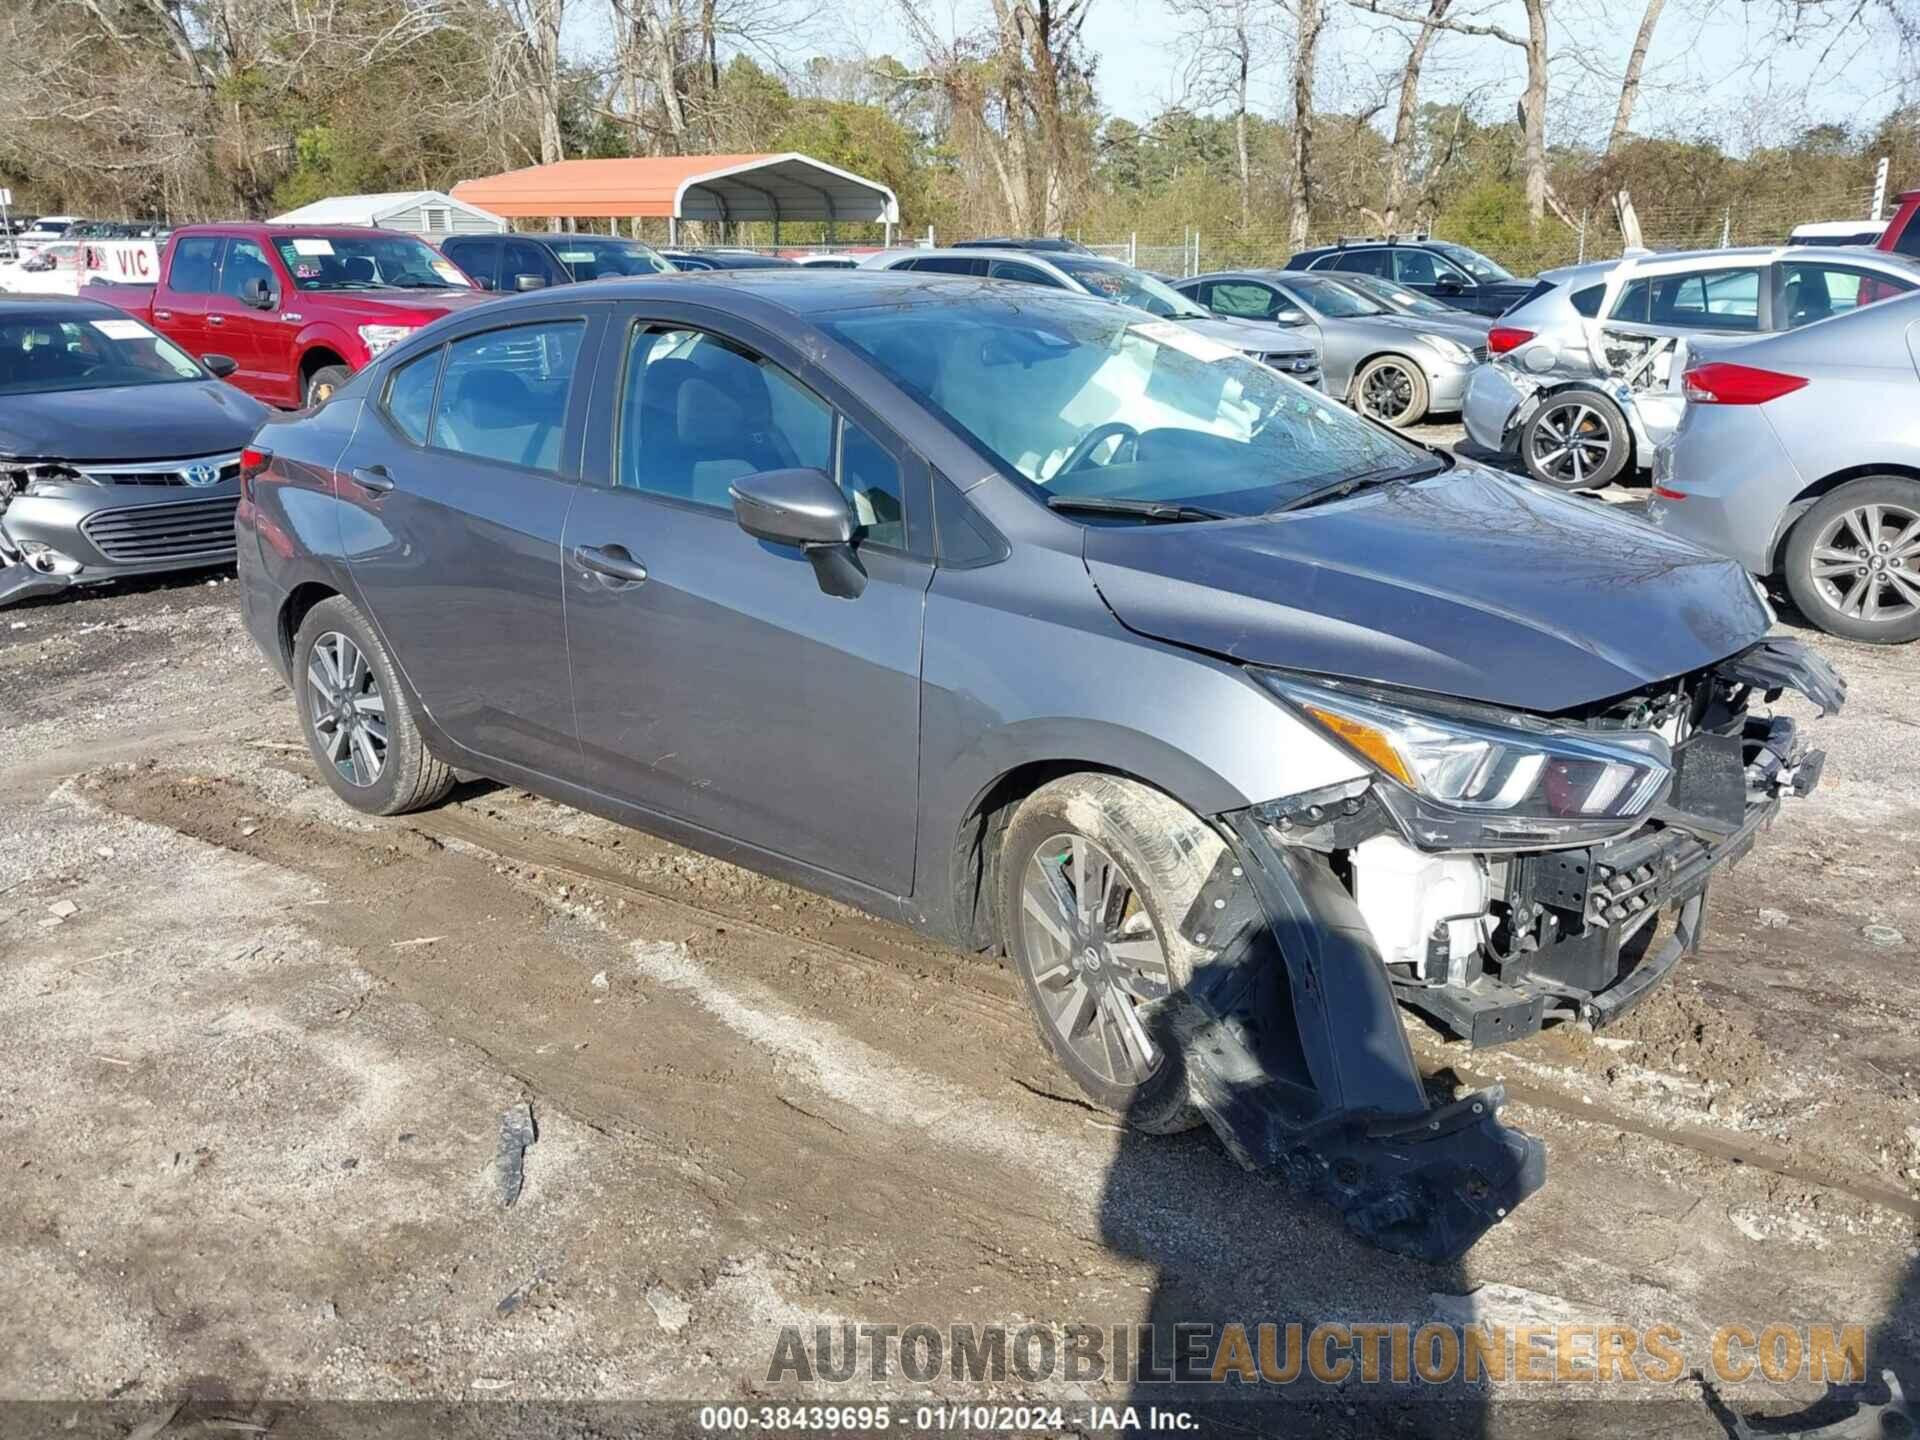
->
[305,364,352,408]
[1782,477,1920,643]
[1521,387,1630,491]
[996,774,1226,1133]
[1352,356,1430,427]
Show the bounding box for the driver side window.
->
[219,239,275,302]
[1205,282,1281,319]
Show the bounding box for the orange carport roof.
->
[450,153,899,223]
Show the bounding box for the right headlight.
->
[1258,673,1672,850]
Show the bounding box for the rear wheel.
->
[1782,477,1920,644]
[1521,387,1630,491]
[996,774,1225,1133]
[293,596,455,814]
[1352,356,1430,427]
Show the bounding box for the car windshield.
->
[271,233,470,291]
[546,237,676,279]
[822,292,1436,519]
[1050,257,1211,319]
[1435,244,1515,282]
[0,313,206,395]
[1283,276,1388,318]
[1339,274,1456,316]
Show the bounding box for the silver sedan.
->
[1175,270,1479,426]
[1648,290,1920,643]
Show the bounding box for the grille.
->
[80,496,239,562]
[1262,353,1321,375]
[75,453,242,488]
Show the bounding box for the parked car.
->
[236,270,1839,1258]
[1328,270,1494,344]
[1875,190,1920,259]
[88,223,494,407]
[858,248,1323,383]
[1285,235,1538,317]
[440,232,674,291]
[0,296,270,607]
[1175,270,1477,426]
[16,216,81,254]
[1789,220,1887,247]
[1465,245,1920,490]
[1647,292,1920,643]
[949,237,1096,255]
[660,249,799,270]
[0,242,82,296]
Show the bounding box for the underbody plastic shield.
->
[1163,813,1546,1263]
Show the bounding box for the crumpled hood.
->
[1082,463,1771,712]
[0,379,269,462]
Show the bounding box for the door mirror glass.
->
[514,273,547,292]
[201,353,239,378]
[241,276,276,309]
[1273,306,1310,325]
[731,467,855,548]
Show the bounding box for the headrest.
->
[452,367,533,429]
[676,376,749,450]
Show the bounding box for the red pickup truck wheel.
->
[305,365,352,407]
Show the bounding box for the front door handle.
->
[207,313,225,327]
[154,308,173,321]
[574,543,649,585]
[349,465,395,494]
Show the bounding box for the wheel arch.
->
[1345,350,1427,400]
[278,579,343,667]
[1768,463,1920,573]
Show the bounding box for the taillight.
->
[239,445,272,501]
[1682,362,1807,405]
[1487,326,1535,355]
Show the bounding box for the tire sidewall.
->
[1355,357,1430,427]
[1783,476,1920,644]
[292,598,416,813]
[996,785,1202,1128]
[1522,387,1630,491]
[306,364,352,408]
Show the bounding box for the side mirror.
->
[201,353,239,378]
[514,273,547,292]
[1273,306,1310,325]
[731,467,864,597]
[242,276,276,309]
[1433,275,1465,293]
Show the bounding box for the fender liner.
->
[1160,809,1545,1263]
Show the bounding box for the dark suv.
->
[1286,237,1537,318]
[441,232,675,292]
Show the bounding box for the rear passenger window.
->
[383,348,441,444]
[430,321,583,471]
[1333,249,1391,277]
[169,237,222,294]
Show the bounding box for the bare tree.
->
[1605,0,1666,153]
[1376,0,1451,229]
[1168,0,1277,229]
[1289,0,1326,246]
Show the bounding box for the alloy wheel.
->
[307,631,389,787]
[1807,502,1920,625]
[1358,362,1417,424]
[1018,834,1173,1087]
[1528,400,1614,487]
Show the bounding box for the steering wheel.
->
[1056,422,1141,477]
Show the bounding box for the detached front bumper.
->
[0,478,242,607]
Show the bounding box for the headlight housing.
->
[358,324,415,357]
[1416,333,1474,364]
[1258,673,1672,851]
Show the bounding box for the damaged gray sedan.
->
[235,272,1840,1262]
[0,296,269,607]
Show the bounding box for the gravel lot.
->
[2,443,1917,1435]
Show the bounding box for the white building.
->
[270,190,507,238]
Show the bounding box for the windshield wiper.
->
[1046,495,1228,523]
[1273,459,1447,514]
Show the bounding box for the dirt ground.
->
[2,472,1917,1436]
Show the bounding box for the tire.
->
[1520,387,1630,491]
[305,364,352,408]
[995,774,1226,1134]
[292,596,456,815]
[1782,477,1920,644]
[1351,356,1431,427]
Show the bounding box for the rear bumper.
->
[1461,363,1527,451]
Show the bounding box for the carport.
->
[449,153,900,245]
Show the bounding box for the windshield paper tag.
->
[431,259,470,285]
[291,238,335,256]
[91,318,152,340]
[1130,320,1240,365]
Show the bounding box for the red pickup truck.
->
[1876,189,1920,260]
[88,223,494,407]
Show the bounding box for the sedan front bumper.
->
[0,477,242,604]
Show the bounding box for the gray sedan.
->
[1175,270,1479,426]
[1648,290,1920,643]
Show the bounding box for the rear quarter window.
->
[1569,284,1605,318]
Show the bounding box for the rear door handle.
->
[574,543,649,585]
[207,314,225,327]
[154,309,173,321]
[350,465,395,494]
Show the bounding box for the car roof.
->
[491,232,653,243]
[1538,244,1920,286]
[0,294,122,318]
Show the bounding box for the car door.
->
[203,235,287,401]
[340,306,602,773]
[501,238,568,292]
[155,234,221,360]
[1392,248,1479,310]
[562,305,933,895]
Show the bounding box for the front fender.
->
[293,322,365,374]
